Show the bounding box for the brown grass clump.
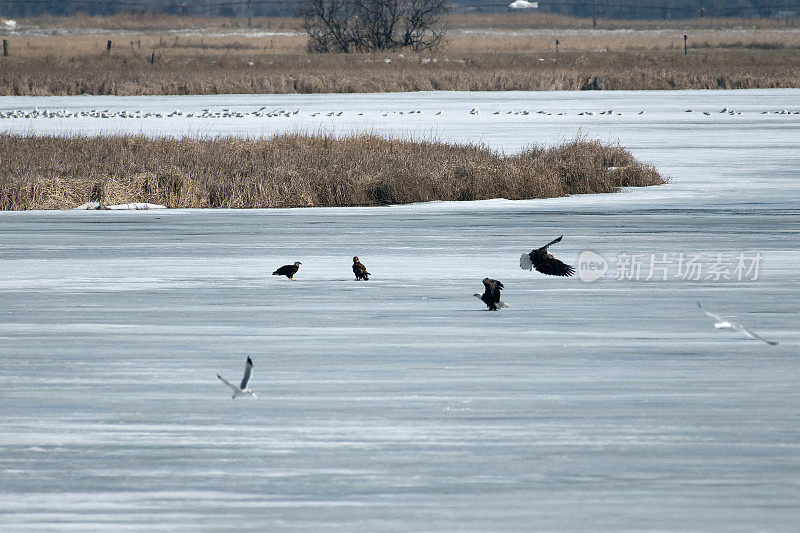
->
[0,133,664,210]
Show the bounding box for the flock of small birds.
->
[1,106,799,121]
[684,106,800,116]
[0,107,301,120]
[221,235,778,398]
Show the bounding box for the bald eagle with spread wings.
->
[473,278,508,310]
[520,236,575,277]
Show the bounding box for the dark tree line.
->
[300,0,449,52]
[0,0,296,18]
[1,0,798,21]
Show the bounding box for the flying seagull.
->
[352,256,370,280]
[697,302,778,345]
[520,236,575,276]
[474,278,508,310]
[508,0,538,8]
[217,356,257,398]
[273,261,301,279]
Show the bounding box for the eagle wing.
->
[483,278,504,303]
[532,252,575,276]
[520,236,574,276]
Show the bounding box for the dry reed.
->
[2,48,798,95]
[0,133,665,210]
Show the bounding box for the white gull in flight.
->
[698,302,778,345]
[508,0,538,8]
[217,356,258,398]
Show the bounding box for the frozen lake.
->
[1,90,799,531]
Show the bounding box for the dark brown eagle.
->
[352,256,370,280]
[272,261,301,279]
[473,278,508,310]
[520,236,575,276]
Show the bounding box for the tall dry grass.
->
[2,48,798,95]
[9,26,800,57]
[0,133,664,210]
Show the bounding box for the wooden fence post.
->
[150,51,155,65]
[684,34,688,55]
[2,40,7,57]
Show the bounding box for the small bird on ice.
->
[217,356,257,398]
[697,302,778,345]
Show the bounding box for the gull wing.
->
[739,326,779,346]
[697,302,725,322]
[240,356,253,389]
[217,374,241,393]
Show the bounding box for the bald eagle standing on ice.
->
[273,261,302,279]
[352,257,370,280]
[474,278,508,310]
[520,236,575,276]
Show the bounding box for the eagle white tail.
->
[519,253,533,271]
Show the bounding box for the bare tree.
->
[300,0,448,53]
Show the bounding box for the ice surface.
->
[1,90,799,531]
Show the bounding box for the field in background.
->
[11,11,800,31]
[1,14,799,95]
